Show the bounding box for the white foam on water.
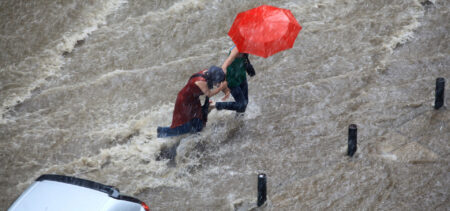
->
[380,153,398,161]
[15,103,190,195]
[383,3,424,53]
[2,0,449,209]
[56,0,128,55]
[0,0,127,123]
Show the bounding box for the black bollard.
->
[257,173,267,207]
[434,78,445,110]
[347,124,357,157]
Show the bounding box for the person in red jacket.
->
[157,66,226,138]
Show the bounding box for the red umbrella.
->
[228,5,302,58]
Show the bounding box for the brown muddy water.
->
[0,0,449,210]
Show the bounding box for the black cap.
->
[207,66,225,84]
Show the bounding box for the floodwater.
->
[1,0,449,210]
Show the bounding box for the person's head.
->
[205,66,225,88]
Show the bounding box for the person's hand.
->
[208,100,215,113]
[218,81,227,89]
[222,87,231,101]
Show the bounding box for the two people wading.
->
[157,46,255,138]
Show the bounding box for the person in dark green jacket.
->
[214,46,249,113]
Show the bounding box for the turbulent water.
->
[1,0,449,210]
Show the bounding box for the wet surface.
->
[1,0,449,210]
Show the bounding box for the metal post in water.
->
[257,173,267,207]
[347,124,357,157]
[434,77,445,109]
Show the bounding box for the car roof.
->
[36,174,121,197]
[8,175,145,211]
[9,180,113,211]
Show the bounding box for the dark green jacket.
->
[226,49,247,88]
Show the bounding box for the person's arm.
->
[221,47,240,74]
[221,82,230,100]
[195,81,226,97]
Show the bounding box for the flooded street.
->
[1,0,449,210]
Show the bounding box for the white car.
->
[8,174,149,211]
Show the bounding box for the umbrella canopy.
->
[228,5,302,58]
